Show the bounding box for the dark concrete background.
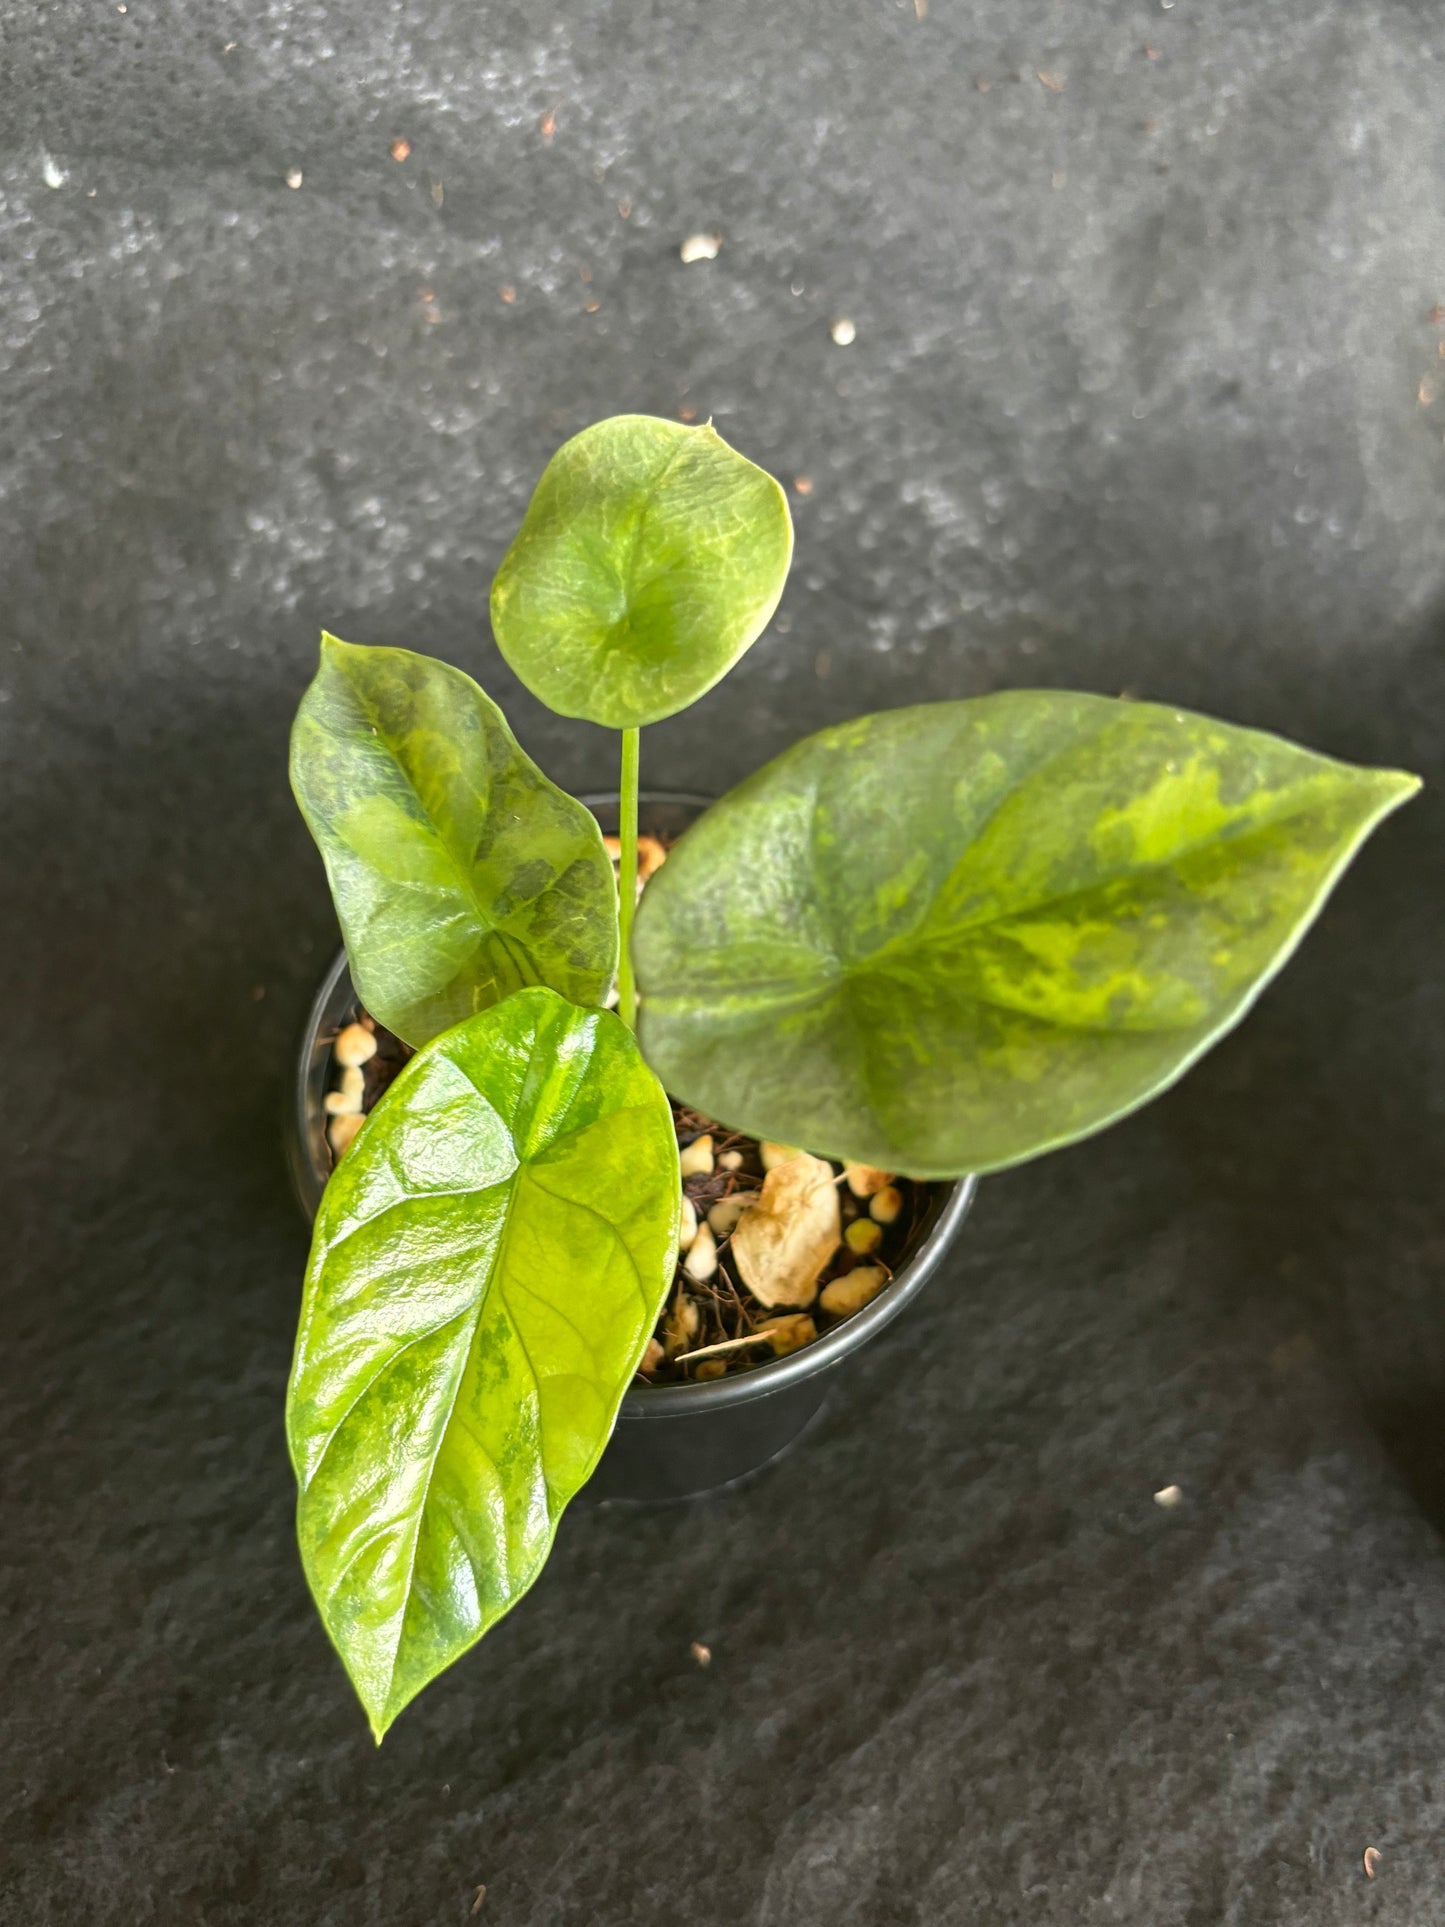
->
[4,1,1445,1920]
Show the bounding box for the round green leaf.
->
[291,635,618,1047]
[633,694,1419,1176]
[287,987,680,1740]
[489,415,794,727]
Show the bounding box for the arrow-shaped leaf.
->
[287,987,679,1739]
[291,636,618,1047]
[633,694,1419,1175]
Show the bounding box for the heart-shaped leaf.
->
[287,987,679,1739]
[291,636,618,1047]
[489,415,794,728]
[633,694,1419,1175]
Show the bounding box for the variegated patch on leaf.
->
[635,694,1419,1175]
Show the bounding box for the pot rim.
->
[618,1170,976,1413]
[289,788,979,1417]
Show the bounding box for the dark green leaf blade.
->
[633,694,1419,1175]
[287,987,679,1740]
[290,635,618,1047]
[490,415,794,728]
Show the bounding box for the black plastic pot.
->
[288,792,978,1502]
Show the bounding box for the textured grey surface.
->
[4,1,1445,1921]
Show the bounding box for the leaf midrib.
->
[646,783,1364,1046]
[581,437,692,711]
[646,969,1199,1040]
[339,668,553,978]
[375,1154,542,1726]
[369,1082,649,1719]
[867,785,1346,969]
[790,707,1123,984]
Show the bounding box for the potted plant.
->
[285,414,1418,1741]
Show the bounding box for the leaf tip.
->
[319,629,371,673]
[358,1667,402,1744]
[1360,763,1423,826]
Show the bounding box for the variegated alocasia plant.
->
[287,412,1419,1738]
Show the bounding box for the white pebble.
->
[844,1161,893,1197]
[679,1133,714,1178]
[870,1185,904,1225]
[1153,1484,1184,1508]
[664,1293,700,1357]
[760,1141,803,1171]
[679,232,721,263]
[683,1221,718,1283]
[678,1194,699,1251]
[718,1149,744,1171]
[830,317,856,346]
[760,1312,816,1356]
[285,167,303,190]
[820,1265,888,1317]
[708,1193,757,1238]
[334,1022,377,1067]
[323,1065,365,1115]
[845,1217,883,1255]
[327,1112,365,1159]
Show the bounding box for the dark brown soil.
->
[654,1105,939,1381]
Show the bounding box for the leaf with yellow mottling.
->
[287,988,679,1739]
[633,694,1419,1174]
[291,636,618,1047]
[490,416,793,728]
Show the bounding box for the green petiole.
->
[616,725,640,1028]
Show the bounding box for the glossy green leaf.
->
[489,415,794,728]
[291,635,618,1047]
[633,694,1419,1175]
[287,987,679,1740]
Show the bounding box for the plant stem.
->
[616,726,641,1028]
